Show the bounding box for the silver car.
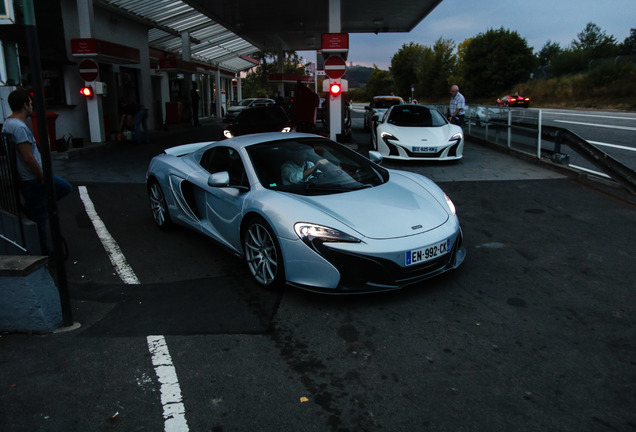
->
[225,98,275,120]
[146,132,465,293]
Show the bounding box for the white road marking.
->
[79,186,189,431]
[542,111,636,121]
[554,120,636,131]
[78,186,140,284]
[568,164,611,179]
[588,141,636,152]
[147,335,190,432]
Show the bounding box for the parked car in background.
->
[225,98,275,120]
[496,95,530,108]
[371,104,464,161]
[364,95,405,130]
[223,106,294,139]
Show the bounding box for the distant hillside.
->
[344,65,374,88]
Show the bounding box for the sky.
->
[301,0,636,70]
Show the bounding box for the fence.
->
[432,104,636,195]
[0,132,30,254]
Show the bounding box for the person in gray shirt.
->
[2,89,71,255]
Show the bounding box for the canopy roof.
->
[97,0,442,73]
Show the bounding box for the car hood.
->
[293,174,449,239]
[385,124,454,143]
[227,106,246,113]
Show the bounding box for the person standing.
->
[191,82,200,126]
[1,89,72,255]
[449,84,465,127]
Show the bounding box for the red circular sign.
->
[324,55,346,79]
[78,59,99,82]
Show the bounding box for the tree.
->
[364,66,394,99]
[462,27,536,98]
[414,38,457,100]
[571,22,618,58]
[450,38,472,88]
[242,51,308,98]
[621,28,636,54]
[390,43,426,99]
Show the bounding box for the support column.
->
[237,75,242,101]
[215,68,222,118]
[76,0,105,142]
[277,50,285,97]
[328,0,342,141]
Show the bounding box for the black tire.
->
[243,216,285,288]
[148,179,173,230]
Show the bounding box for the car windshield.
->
[247,137,389,195]
[387,105,447,127]
[372,98,403,109]
[238,99,255,107]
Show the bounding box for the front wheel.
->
[148,179,173,230]
[243,217,285,288]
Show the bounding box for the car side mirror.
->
[371,114,379,121]
[208,171,230,187]
[368,151,383,164]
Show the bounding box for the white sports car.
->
[146,132,465,294]
[371,104,464,161]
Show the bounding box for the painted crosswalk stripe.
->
[78,186,140,284]
[147,335,190,432]
[79,186,189,431]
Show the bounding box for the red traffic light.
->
[329,82,342,97]
[80,86,93,98]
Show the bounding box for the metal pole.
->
[507,110,512,149]
[21,0,73,326]
[537,109,542,160]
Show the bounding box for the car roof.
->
[372,95,404,100]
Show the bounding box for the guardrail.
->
[433,104,636,194]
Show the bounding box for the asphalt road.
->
[540,108,636,172]
[1,111,635,432]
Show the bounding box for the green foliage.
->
[571,22,619,58]
[242,51,308,98]
[345,65,374,88]
[621,28,636,54]
[390,43,427,98]
[364,66,395,100]
[462,27,536,98]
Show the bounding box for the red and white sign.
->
[322,33,349,53]
[78,59,99,82]
[324,55,346,80]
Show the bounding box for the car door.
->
[200,146,250,252]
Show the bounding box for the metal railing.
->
[0,132,28,253]
[433,104,636,194]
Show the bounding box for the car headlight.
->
[223,130,233,139]
[449,132,462,143]
[282,127,291,133]
[381,132,398,145]
[294,223,361,248]
[445,194,456,215]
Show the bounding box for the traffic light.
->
[329,82,342,97]
[80,86,93,98]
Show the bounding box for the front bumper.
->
[282,226,465,294]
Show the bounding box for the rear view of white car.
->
[371,104,463,161]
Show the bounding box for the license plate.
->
[405,239,451,266]
[412,146,437,153]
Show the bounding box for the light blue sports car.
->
[146,132,465,293]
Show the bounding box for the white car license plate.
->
[405,239,451,266]
[412,146,438,153]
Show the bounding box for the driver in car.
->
[281,147,330,185]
